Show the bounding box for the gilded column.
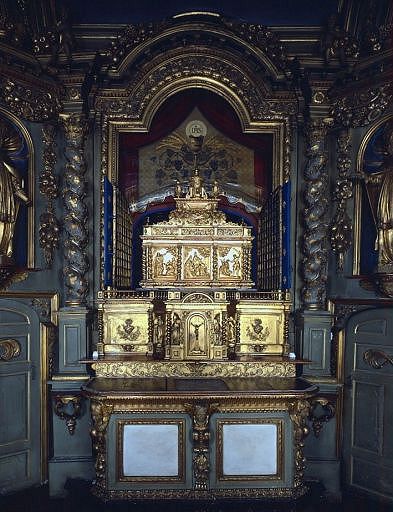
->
[301,119,331,310]
[61,113,89,306]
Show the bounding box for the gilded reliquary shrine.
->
[1,0,393,507]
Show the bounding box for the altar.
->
[84,165,316,500]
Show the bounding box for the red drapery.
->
[119,89,272,200]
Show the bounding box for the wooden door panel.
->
[344,308,393,501]
[0,301,40,494]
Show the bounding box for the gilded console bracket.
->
[309,398,336,437]
[53,395,83,435]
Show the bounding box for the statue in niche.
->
[363,120,393,272]
[189,316,206,354]
[152,313,165,359]
[374,121,393,271]
[171,313,182,345]
[153,314,165,344]
[213,313,222,345]
[153,251,164,277]
[0,121,29,263]
[227,316,236,345]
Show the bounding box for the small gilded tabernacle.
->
[141,169,254,289]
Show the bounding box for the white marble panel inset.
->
[222,423,277,475]
[123,424,179,476]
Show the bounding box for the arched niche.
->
[97,15,297,290]
[0,108,34,268]
[353,114,393,276]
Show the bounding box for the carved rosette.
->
[39,124,60,267]
[332,85,392,128]
[90,400,113,490]
[301,119,331,310]
[330,129,353,271]
[289,400,310,489]
[61,114,89,305]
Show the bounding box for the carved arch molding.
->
[94,16,299,128]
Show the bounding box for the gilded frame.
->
[116,418,186,483]
[96,21,297,288]
[215,418,283,483]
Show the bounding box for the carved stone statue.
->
[0,121,29,263]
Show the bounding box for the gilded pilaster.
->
[60,113,89,306]
[330,129,352,271]
[301,119,332,310]
[289,399,310,490]
[90,400,113,491]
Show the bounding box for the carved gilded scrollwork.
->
[96,54,296,122]
[0,338,21,361]
[321,15,359,66]
[363,349,393,369]
[39,124,60,267]
[331,85,392,128]
[90,400,113,490]
[330,129,353,271]
[309,398,335,437]
[61,113,89,306]
[301,119,332,310]
[0,79,62,122]
[185,402,218,491]
[289,400,310,490]
[107,16,290,74]
[53,395,82,435]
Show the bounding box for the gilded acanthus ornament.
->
[220,18,288,70]
[61,113,89,305]
[289,400,310,489]
[39,124,60,267]
[301,119,331,309]
[330,130,353,271]
[0,79,62,122]
[0,120,29,262]
[321,15,359,66]
[90,400,113,490]
[186,402,217,491]
[332,85,392,128]
[107,15,289,72]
